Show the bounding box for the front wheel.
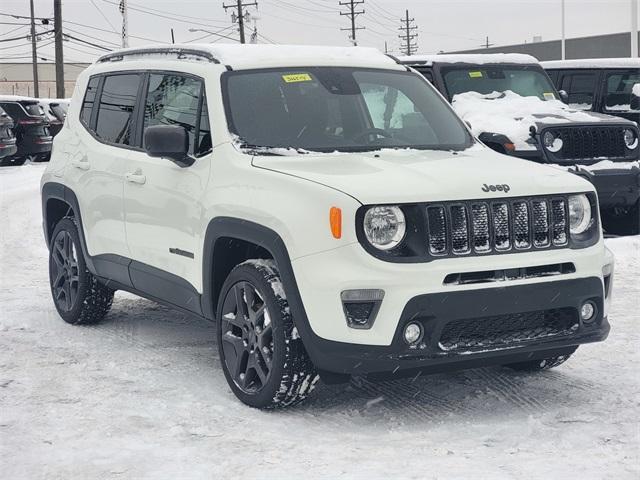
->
[216,260,318,409]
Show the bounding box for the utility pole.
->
[29,0,39,98]
[561,0,566,60]
[339,1,365,46]
[119,0,129,48]
[54,0,64,98]
[481,36,494,49]
[399,9,417,56]
[171,28,175,44]
[224,0,258,44]
[632,0,638,57]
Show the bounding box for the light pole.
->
[561,0,566,60]
[632,0,638,57]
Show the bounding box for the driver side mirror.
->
[631,83,640,111]
[558,89,569,103]
[144,125,194,168]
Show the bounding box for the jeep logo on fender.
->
[482,183,510,193]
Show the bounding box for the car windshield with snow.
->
[402,54,640,235]
[225,67,473,153]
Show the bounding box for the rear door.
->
[124,71,212,301]
[601,68,640,122]
[70,73,143,279]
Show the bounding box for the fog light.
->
[341,289,384,330]
[580,302,596,322]
[403,322,423,345]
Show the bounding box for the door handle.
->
[125,171,146,185]
[71,159,90,171]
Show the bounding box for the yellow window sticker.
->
[543,92,556,101]
[468,71,483,78]
[282,73,313,83]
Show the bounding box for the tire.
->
[0,155,26,167]
[48,217,115,325]
[216,260,319,409]
[504,347,577,372]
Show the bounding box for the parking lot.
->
[1,163,638,479]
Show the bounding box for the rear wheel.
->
[216,260,318,409]
[48,217,114,325]
[504,347,577,372]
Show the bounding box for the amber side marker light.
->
[330,207,342,239]
[504,142,516,152]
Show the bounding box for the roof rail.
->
[97,47,220,64]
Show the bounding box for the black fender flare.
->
[201,217,331,367]
[41,182,97,275]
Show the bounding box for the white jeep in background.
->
[41,44,614,409]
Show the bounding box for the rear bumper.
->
[0,142,18,159]
[306,277,608,376]
[18,138,53,156]
[572,166,640,208]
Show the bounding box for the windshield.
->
[223,67,473,153]
[442,65,559,101]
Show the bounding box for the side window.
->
[605,71,640,112]
[80,76,100,127]
[562,73,597,110]
[95,74,141,145]
[143,73,203,156]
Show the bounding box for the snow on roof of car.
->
[0,94,41,103]
[96,43,403,70]
[399,53,540,66]
[541,58,640,69]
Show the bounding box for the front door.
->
[124,72,213,302]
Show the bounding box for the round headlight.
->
[568,194,592,235]
[363,206,406,250]
[623,128,638,150]
[543,131,563,153]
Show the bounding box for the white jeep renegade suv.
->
[41,44,614,409]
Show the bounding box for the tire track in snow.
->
[471,368,544,412]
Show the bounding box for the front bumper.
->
[291,242,612,376]
[571,166,640,209]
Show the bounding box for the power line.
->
[399,9,418,56]
[88,0,119,34]
[339,0,365,46]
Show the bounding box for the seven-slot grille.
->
[426,196,569,257]
[548,126,627,161]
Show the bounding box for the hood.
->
[252,145,593,205]
[452,90,631,150]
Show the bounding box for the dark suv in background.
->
[0,96,52,166]
[40,99,69,137]
[0,105,18,164]
[542,59,639,123]
[401,54,640,235]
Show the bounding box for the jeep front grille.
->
[549,126,627,161]
[426,196,569,258]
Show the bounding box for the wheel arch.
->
[41,182,95,274]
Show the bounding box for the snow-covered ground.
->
[1,164,639,479]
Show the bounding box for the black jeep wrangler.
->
[401,54,640,235]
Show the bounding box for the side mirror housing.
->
[144,125,194,168]
[558,89,569,103]
[631,83,640,111]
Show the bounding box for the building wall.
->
[0,62,89,98]
[448,32,640,61]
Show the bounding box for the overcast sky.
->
[0,0,638,63]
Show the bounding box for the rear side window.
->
[560,73,597,110]
[23,103,44,116]
[605,70,640,112]
[80,76,100,126]
[95,74,141,145]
